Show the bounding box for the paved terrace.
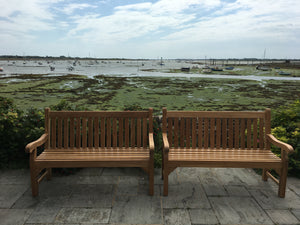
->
[1,167,300,225]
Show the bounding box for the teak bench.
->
[162,108,294,198]
[25,108,154,196]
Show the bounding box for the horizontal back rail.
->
[166,111,265,118]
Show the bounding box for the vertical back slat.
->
[198,118,203,149]
[82,118,87,148]
[216,118,221,149]
[204,118,209,149]
[253,118,258,149]
[88,117,93,148]
[168,118,173,147]
[174,118,179,148]
[247,118,251,149]
[51,117,56,148]
[221,118,227,149]
[131,118,135,147]
[137,118,141,148]
[180,118,185,148]
[234,119,240,148]
[142,118,147,148]
[63,118,68,148]
[259,118,264,149]
[107,118,111,148]
[70,118,75,148]
[240,119,245,149]
[192,118,196,148]
[76,117,81,148]
[125,118,129,148]
[228,118,233,148]
[210,118,215,148]
[101,118,105,148]
[45,108,50,149]
[113,118,117,147]
[265,109,271,150]
[57,118,62,148]
[94,117,99,147]
[119,118,124,148]
[186,118,191,148]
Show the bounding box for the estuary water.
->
[1,59,300,82]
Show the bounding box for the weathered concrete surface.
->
[0,167,300,225]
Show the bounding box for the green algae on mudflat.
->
[0,74,299,112]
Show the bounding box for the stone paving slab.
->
[266,209,300,225]
[110,195,162,224]
[1,167,300,225]
[209,196,274,225]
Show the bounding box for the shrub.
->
[271,100,300,177]
[0,97,44,168]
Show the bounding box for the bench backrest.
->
[45,108,153,149]
[162,108,271,150]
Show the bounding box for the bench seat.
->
[168,149,281,167]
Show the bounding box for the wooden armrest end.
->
[267,134,294,154]
[149,133,155,151]
[162,133,169,152]
[25,133,48,153]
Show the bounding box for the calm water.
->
[1,59,300,82]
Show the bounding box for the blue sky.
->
[1,0,299,59]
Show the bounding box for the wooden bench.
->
[162,108,294,198]
[25,108,154,196]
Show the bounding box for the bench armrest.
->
[163,133,169,152]
[149,133,154,151]
[267,134,294,154]
[25,133,48,153]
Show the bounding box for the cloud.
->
[60,3,97,15]
[0,0,299,58]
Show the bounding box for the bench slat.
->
[131,118,135,148]
[192,118,196,148]
[113,118,117,147]
[64,118,68,148]
[137,118,141,148]
[174,118,179,148]
[234,119,239,148]
[143,118,147,148]
[51,117,56,148]
[94,117,99,147]
[253,118,258,148]
[240,118,245,149]
[221,118,227,149]
[119,118,123,147]
[76,117,81,148]
[259,118,264,149]
[101,118,105,148]
[125,118,129,148]
[70,118,75,148]
[82,118,87,148]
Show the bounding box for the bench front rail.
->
[26,108,154,196]
[162,108,294,198]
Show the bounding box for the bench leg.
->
[262,168,268,181]
[30,167,39,197]
[278,164,288,198]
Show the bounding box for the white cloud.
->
[0,0,299,58]
[61,3,97,15]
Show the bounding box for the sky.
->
[1,0,300,59]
